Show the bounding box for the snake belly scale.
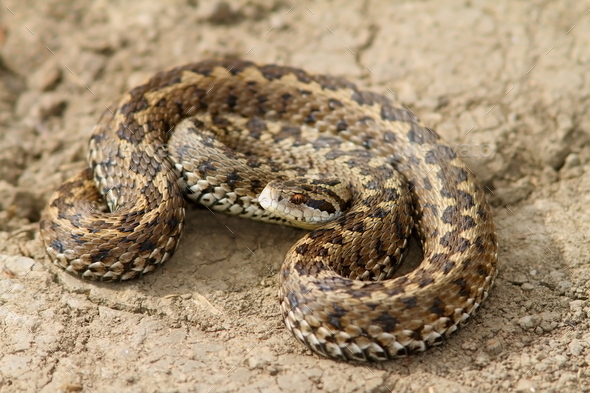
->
[40,59,498,362]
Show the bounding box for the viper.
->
[40,59,498,362]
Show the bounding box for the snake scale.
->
[40,59,498,362]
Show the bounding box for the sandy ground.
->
[0,1,589,392]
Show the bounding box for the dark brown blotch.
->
[187,119,205,131]
[452,279,470,297]
[386,286,405,296]
[357,116,374,124]
[429,297,446,317]
[380,104,417,123]
[297,89,312,97]
[197,160,217,176]
[372,312,399,332]
[219,59,255,75]
[328,98,343,109]
[116,122,144,144]
[477,208,490,221]
[247,179,261,192]
[274,126,302,142]
[225,170,243,188]
[368,207,388,219]
[50,239,65,253]
[407,124,440,146]
[305,198,336,214]
[324,149,348,160]
[350,91,366,106]
[342,219,366,233]
[442,206,476,231]
[422,203,439,217]
[430,253,451,266]
[304,111,318,124]
[245,117,267,139]
[456,190,475,210]
[439,231,471,252]
[442,260,456,274]
[425,146,456,164]
[311,74,356,91]
[418,271,435,288]
[401,296,418,309]
[129,150,162,176]
[477,264,490,277]
[441,205,460,224]
[383,130,397,143]
[456,215,476,231]
[295,243,310,255]
[259,65,312,84]
[119,96,149,117]
[90,247,112,263]
[328,233,344,245]
[225,94,238,108]
[308,228,331,240]
[336,119,348,131]
[437,166,468,184]
[246,157,261,168]
[363,180,379,190]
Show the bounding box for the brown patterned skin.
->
[39,59,498,361]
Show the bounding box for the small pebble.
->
[512,274,528,284]
[563,153,581,168]
[553,354,568,368]
[28,59,61,91]
[461,340,479,351]
[206,2,240,24]
[558,281,572,291]
[3,255,35,276]
[486,338,503,356]
[569,300,586,311]
[514,378,535,392]
[475,351,490,366]
[535,361,549,372]
[568,339,585,356]
[247,356,269,369]
[518,315,540,329]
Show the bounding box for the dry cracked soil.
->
[1,1,590,392]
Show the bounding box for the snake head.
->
[258,178,352,230]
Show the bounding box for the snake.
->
[39,59,498,362]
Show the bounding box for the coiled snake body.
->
[40,59,498,362]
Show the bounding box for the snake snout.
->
[257,185,276,211]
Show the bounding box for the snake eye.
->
[290,193,307,204]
